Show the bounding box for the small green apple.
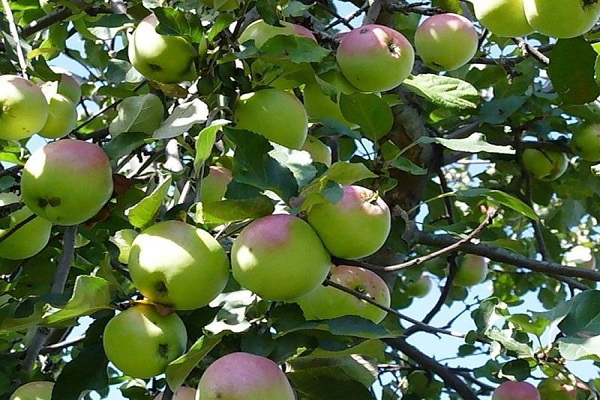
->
[454,254,488,287]
[0,75,49,141]
[155,386,196,400]
[521,148,569,181]
[537,379,576,400]
[239,19,316,49]
[9,381,54,400]
[198,0,239,11]
[471,0,534,37]
[300,135,332,166]
[492,381,540,400]
[102,304,187,379]
[128,220,230,310]
[405,275,433,298]
[197,352,295,400]
[38,90,77,139]
[523,0,600,38]
[570,122,600,162]
[199,166,232,203]
[303,70,358,128]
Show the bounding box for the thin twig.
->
[1,0,28,76]
[0,214,36,245]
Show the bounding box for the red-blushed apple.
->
[128,220,229,310]
[521,148,569,181]
[21,139,114,226]
[523,0,600,38]
[233,89,308,149]
[0,192,52,260]
[405,274,433,298]
[492,381,540,400]
[537,379,577,400]
[296,265,391,323]
[9,381,54,400]
[303,70,358,128]
[414,13,479,71]
[38,89,77,139]
[197,352,295,400]
[570,122,600,162]
[0,75,49,141]
[102,304,187,379]
[306,185,391,260]
[300,135,332,166]
[471,0,534,37]
[239,19,316,48]
[230,213,331,301]
[454,254,489,287]
[155,386,196,400]
[198,0,239,11]
[199,166,232,203]
[336,24,414,92]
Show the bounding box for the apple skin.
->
[300,135,332,166]
[303,70,358,128]
[231,214,331,301]
[0,75,49,141]
[38,91,77,139]
[198,0,239,11]
[521,148,569,181]
[454,254,488,287]
[523,0,600,38]
[155,386,196,400]
[571,122,600,162]
[414,13,479,71]
[471,0,534,37]
[56,73,81,104]
[102,304,187,379]
[234,89,308,149]
[492,381,541,400]
[128,14,198,83]
[306,185,391,260]
[199,166,232,203]
[239,19,316,48]
[296,265,391,323]
[21,139,114,226]
[405,275,433,298]
[9,381,54,400]
[336,24,414,92]
[537,379,577,400]
[197,352,295,400]
[128,220,230,310]
[0,193,52,260]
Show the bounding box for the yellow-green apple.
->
[0,75,49,141]
[155,387,196,400]
[470,0,534,37]
[300,135,332,166]
[56,73,81,104]
[523,0,600,38]
[198,0,239,11]
[231,213,331,301]
[20,139,114,226]
[197,352,295,400]
[306,185,391,260]
[296,265,391,323]
[537,379,576,400]
[454,254,488,286]
[233,89,308,149]
[9,381,54,400]
[38,87,77,139]
[102,304,187,379]
[128,220,229,310]
[521,148,569,181]
[414,13,479,71]
[128,14,198,83]
[336,24,414,92]
[405,274,433,298]
[0,193,52,260]
[492,381,540,400]
[303,70,358,128]
[570,122,600,162]
[199,166,232,203]
[239,19,316,48]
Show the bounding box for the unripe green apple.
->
[296,265,391,323]
[405,275,433,298]
[523,0,600,38]
[239,19,316,48]
[102,304,187,379]
[234,89,308,149]
[21,139,114,226]
[521,148,569,181]
[0,192,52,260]
[56,73,81,104]
[199,166,232,203]
[300,135,332,166]
[197,352,295,400]
[414,13,479,71]
[454,254,488,286]
[537,379,576,400]
[336,24,414,92]
[155,386,196,400]
[128,220,230,310]
[231,214,331,301]
[571,122,600,162]
[471,0,534,37]
[198,0,239,11]
[0,75,49,141]
[492,381,540,400]
[38,91,77,139]
[306,185,391,260]
[303,70,358,128]
[128,14,198,83]
[9,381,54,400]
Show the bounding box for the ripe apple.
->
[198,0,239,11]
[239,19,316,48]
[300,135,332,166]
[233,89,308,149]
[0,192,52,260]
[231,213,331,301]
[155,386,196,400]
[9,381,54,400]
[570,122,600,162]
[102,304,187,379]
[414,13,479,71]
[38,90,77,139]
[0,75,49,141]
[306,185,391,260]
[454,254,489,286]
[471,0,534,37]
[303,70,358,128]
[20,139,114,226]
[405,275,433,298]
[296,265,391,323]
[521,148,569,181]
[199,166,232,203]
[197,352,295,400]
[336,24,414,92]
[128,220,230,310]
[128,14,198,83]
[523,0,600,38]
[492,381,540,400]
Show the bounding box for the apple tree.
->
[1,0,600,399]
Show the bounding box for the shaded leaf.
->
[166,334,223,391]
[339,93,393,141]
[154,99,209,139]
[53,344,109,400]
[195,196,275,226]
[109,94,164,136]
[126,176,172,229]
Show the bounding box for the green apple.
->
[414,13,479,71]
[198,0,239,11]
[239,19,316,49]
[521,148,569,181]
[128,14,198,83]
[128,220,229,310]
[103,304,187,379]
[296,265,391,323]
[56,73,81,104]
[199,166,232,203]
[9,381,54,400]
[571,122,600,162]
[155,386,196,400]
[306,185,391,260]
[454,254,488,286]
[405,275,433,298]
[493,381,541,400]
[303,70,358,128]
[38,90,77,139]
[537,379,576,400]
[300,135,332,166]
[21,139,114,226]
[336,24,414,92]
[231,214,331,301]
[0,75,49,141]
[471,0,534,37]
[197,352,295,400]
[234,89,308,149]
[523,0,600,38]
[0,192,52,260]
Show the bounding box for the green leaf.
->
[432,0,462,13]
[558,335,600,361]
[109,94,164,136]
[166,334,223,391]
[261,36,330,64]
[194,120,230,173]
[270,144,318,189]
[390,155,427,175]
[195,196,275,226]
[339,93,393,141]
[557,290,600,337]
[458,188,538,221]
[126,176,172,229]
[403,74,479,110]
[307,339,385,361]
[479,96,527,124]
[204,290,256,335]
[153,7,204,43]
[416,133,515,155]
[256,0,279,26]
[103,132,147,163]
[154,99,209,139]
[0,302,45,334]
[499,359,531,381]
[52,344,109,400]
[485,327,535,358]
